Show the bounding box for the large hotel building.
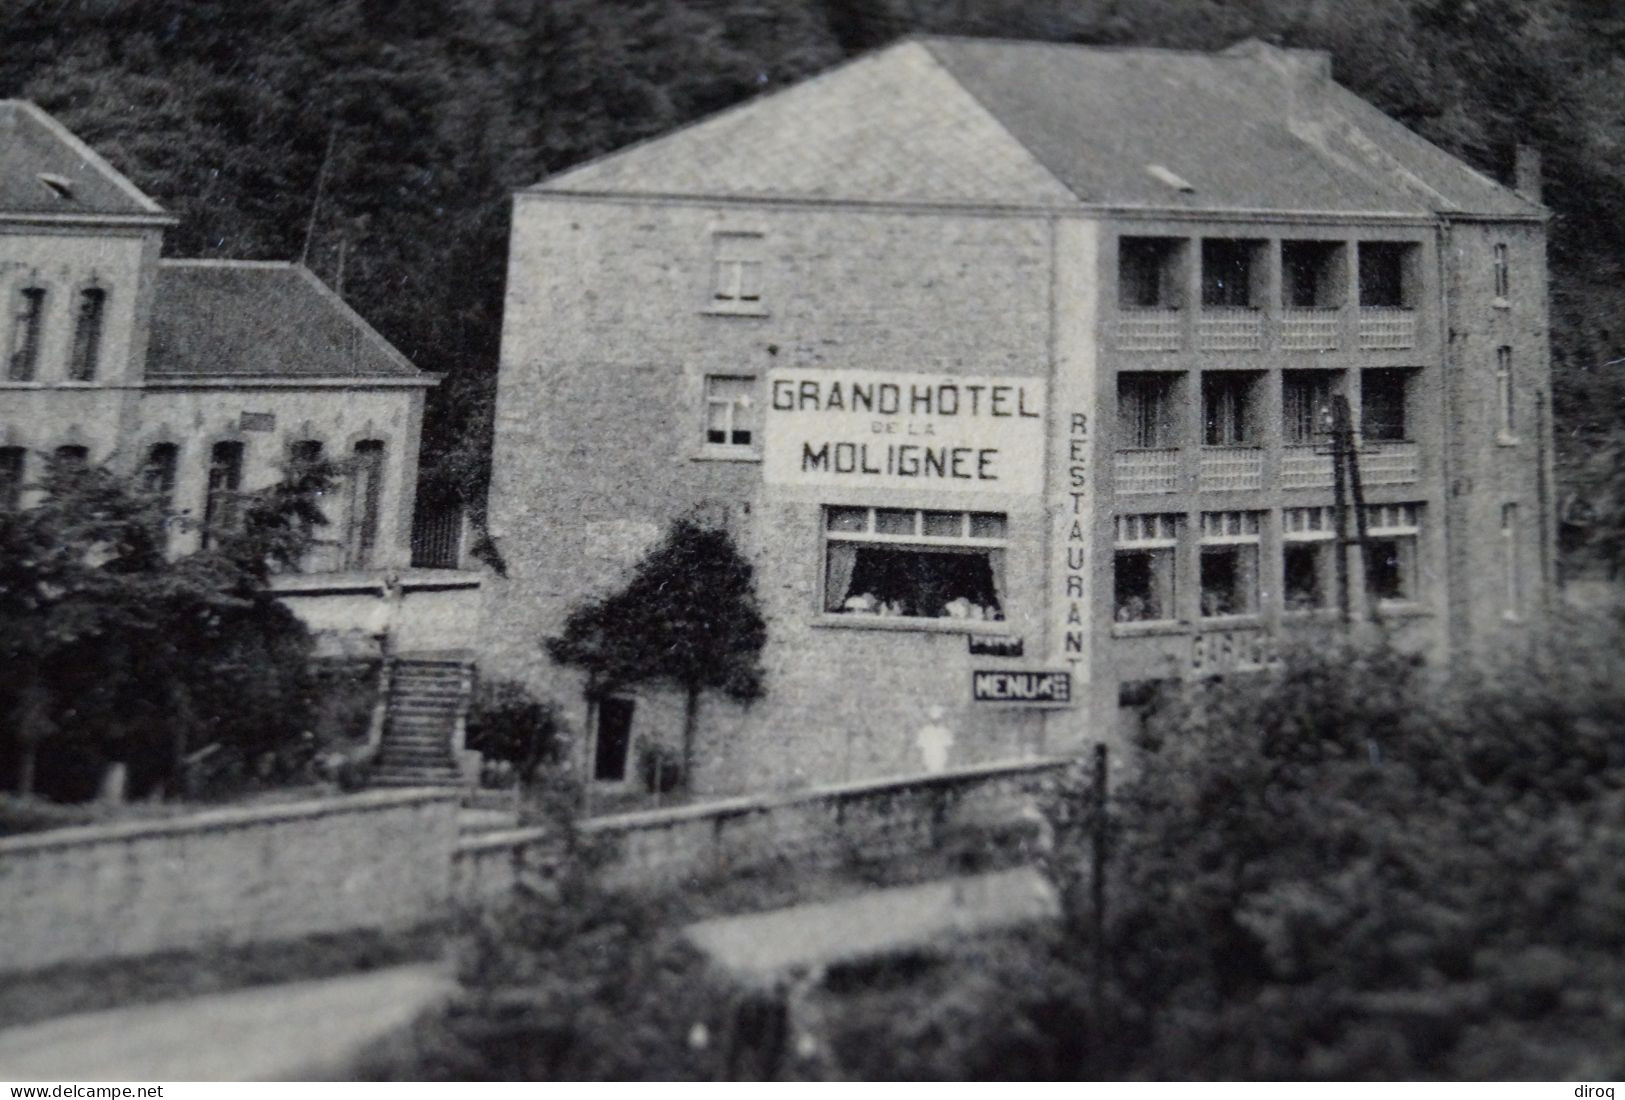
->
[483,36,1553,795]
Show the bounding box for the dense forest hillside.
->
[5,0,1624,538]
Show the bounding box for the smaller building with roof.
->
[0,100,469,646]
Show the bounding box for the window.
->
[1364,503,1421,605]
[1114,514,1178,624]
[0,447,24,510]
[824,507,1006,622]
[1200,511,1262,618]
[68,287,106,381]
[289,439,323,468]
[1117,372,1178,449]
[1361,368,1411,442]
[1496,346,1515,438]
[202,441,244,549]
[345,439,385,569]
[704,375,757,449]
[594,698,635,783]
[1118,237,1184,309]
[1282,506,1336,612]
[8,286,46,381]
[711,232,764,310]
[1282,371,1334,444]
[1357,242,1416,308]
[52,444,88,475]
[1202,372,1258,446]
[142,443,178,510]
[1492,243,1509,300]
[1502,503,1520,619]
[1201,239,1262,308]
[1281,240,1346,308]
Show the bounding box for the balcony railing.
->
[1281,308,1341,351]
[1357,307,1416,350]
[1358,441,1420,485]
[1199,447,1264,492]
[1196,307,1264,352]
[1281,445,1334,489]
[1115,308,1183,352]
[1115,448,1180,495]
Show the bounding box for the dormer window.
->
[38,173,75,201]
[68,287,107,382]
[8,286,46,382]
[709,232,765,313]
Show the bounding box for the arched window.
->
[286,439,332,568]
[202,441,244,549]
[68,287,107,381]
[8,286,46,381]
[0,447,25,510]
[142,442,179,511]
[344,439,385,569]
[288,439,323,467]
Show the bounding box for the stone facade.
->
[486,199,1068,792]
[486,37,1555,796]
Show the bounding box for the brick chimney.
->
[1514,144,1542,203]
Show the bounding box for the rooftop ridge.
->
[528,41,912,194]
[0,99,166,217]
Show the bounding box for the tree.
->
[1036,622,1625,1078]
[0,454,339,799]
[545,518,766,790]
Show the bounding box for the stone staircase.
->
[369,655,474,788]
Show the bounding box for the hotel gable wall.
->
[484,195,1106,795]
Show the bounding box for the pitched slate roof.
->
[538,41,1077,207]
[147,261,432,382]
[0,100,169,219]
[533,37,1541,220]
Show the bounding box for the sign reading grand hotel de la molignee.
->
[762,368,1048,495]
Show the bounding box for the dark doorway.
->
[594,698,634,782]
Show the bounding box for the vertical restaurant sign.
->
[1054,408,1090,664]
[1048,219,1098,675]
[762,369,1046,496]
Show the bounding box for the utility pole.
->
[1327,396,1379,627]
[1331,399,1351,625]
[300,126,338,268]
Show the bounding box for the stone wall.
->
[455,756,1076,901]
[0,790,459,974]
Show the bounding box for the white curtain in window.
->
[987,547,1007,613]
[825,543,858,611]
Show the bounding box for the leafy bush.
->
[1047,616,1625,1079]
[817,930,1093,1080]
[0,459,331,802]
[309,659,382,749]
[356,878,737,1081]
[465,679,569,787]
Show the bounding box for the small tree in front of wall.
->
[545,518,767,792]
